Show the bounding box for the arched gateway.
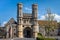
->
[23,27,32,38]
[17,3,38,38]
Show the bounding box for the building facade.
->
[17,3,38,38]
[5,3,38,38]
[38,20,58,36]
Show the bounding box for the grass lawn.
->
[37,37,56,40]
[37,33,56,40]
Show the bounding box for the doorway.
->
[23,27,32,38]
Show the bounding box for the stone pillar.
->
[32,4,38,38]
[10,25,13,38]
[6,25,10,38]
[17,3,23,38]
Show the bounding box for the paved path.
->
[0,38,36,40]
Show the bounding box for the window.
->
[23,25,24,27]
[24,20,26,23]
[14,33,16,35]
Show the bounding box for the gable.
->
[4,18,17,27]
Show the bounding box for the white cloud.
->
[39,15,45,20]
[2,21,7,27]
[25,7,32,11]
[54,14,60,22]
[39,13,60,22]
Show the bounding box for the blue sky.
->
[0,0,60,26]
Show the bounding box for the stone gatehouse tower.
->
[17,3,38,38]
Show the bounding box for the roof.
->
[38,20,57,27]
[4,18,17,27]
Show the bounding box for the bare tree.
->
[45,8,57,36]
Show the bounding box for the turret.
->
[32,4,38,38]
[17,3,23,38]
[17,3,23,24]
[32,4,38,19]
